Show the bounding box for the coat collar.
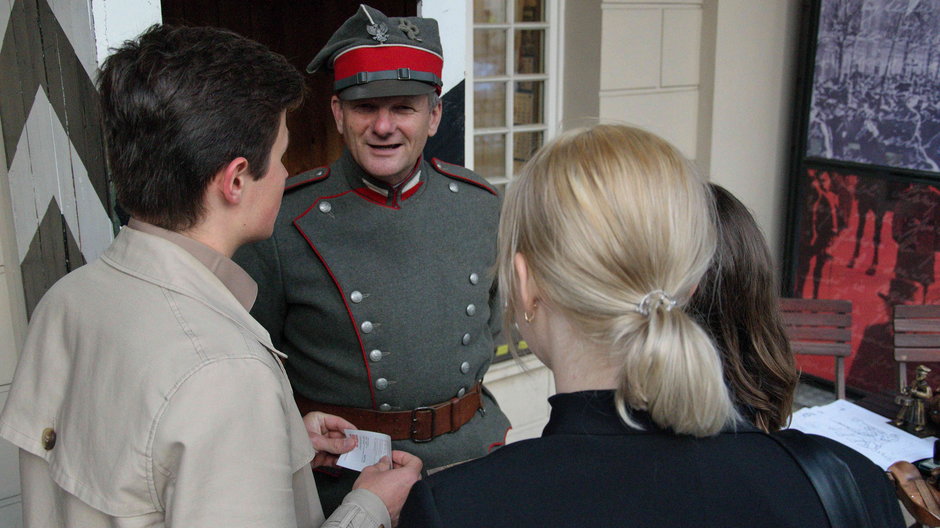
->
[127,219,257,311]
[542,390,759,437]
[337,149,426,207]
[102,226,281,356]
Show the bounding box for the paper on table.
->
[336,429,392,472]
[788,399,935,470]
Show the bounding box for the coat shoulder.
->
[285,166,330,192]
[429,158,498,197]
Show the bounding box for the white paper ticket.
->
[336,429,392,471]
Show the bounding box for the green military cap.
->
[306,4,444,100]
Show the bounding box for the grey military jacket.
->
[236,151,511,469]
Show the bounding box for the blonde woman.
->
[398,125,902,527]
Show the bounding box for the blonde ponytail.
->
[499,124,739,437]
[616,303,738,437]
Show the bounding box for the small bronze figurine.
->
[895,365,933,432]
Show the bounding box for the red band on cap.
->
[334,45,443,86]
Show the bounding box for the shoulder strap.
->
[768,429,874,528]
[429,158,498,196]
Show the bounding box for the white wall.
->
[704,0,800,261]
[417,0,466,93]
[91,0,162,67]
[562,0,600,126]
[592,0,800,260]
[598,0,705,161]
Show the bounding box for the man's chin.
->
[361,162,409,183]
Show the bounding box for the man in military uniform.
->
[235,5,511,514]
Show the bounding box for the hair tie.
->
[635,290,676,317]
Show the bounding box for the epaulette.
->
[431,158,497,196]
[285,167,330,192]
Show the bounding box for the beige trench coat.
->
[0,227,389,528]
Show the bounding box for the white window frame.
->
[465,0,565,186]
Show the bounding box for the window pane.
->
[474,134,506,179]
[474,0,507,23]
[513,81,543,125]
[474,29,507,77]
[513,131,543,174]
[474,82,507,128]
[515,29,544,74]
[515,0,544,22]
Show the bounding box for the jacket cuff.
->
[327,488,392,528]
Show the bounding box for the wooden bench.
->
[780,298,853,400]
[894,304,940,392]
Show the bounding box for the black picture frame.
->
[785,0,940,395]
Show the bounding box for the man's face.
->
[331,94,442,185]
[246,112,290,242]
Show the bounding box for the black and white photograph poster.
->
[807,0,940,172]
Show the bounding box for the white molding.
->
[551,0,566,136]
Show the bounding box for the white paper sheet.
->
[336,429,392,472]
[788,399,936,469]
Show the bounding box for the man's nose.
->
[372,108,394,136]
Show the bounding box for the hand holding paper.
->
[338,429,393,471]
[303,412,358,468]
[354,450,423,526]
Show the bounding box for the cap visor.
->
[338,79,436,100]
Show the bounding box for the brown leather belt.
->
[294,382,483,443]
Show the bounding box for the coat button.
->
[449,182,459,193]
[466,304,476,316]
[350,291,363,303]
[462,333,471,345]
[460,361,471,374]
[318,201,332,213]
[469,273,479,285]
[41,428,56,450]
[456,387,466,398]
[379,403,392,411]
[361,321,374,333]
[375,378,389,390]
[369,349,383,362]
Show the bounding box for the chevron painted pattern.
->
[1,0,115,316]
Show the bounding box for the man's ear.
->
[427,98,443,137]
[330,95,345,135]
[216,157,251,205]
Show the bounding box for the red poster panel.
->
[795,168,940,392]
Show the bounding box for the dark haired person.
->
[0,24,419,527]
[236,5,510,513]
[689,184,799,433]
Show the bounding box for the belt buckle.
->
[410,406,436,443]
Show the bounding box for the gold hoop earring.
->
[523,301,538,323]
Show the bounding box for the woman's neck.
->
[551,353,620,393]
[535,313,620,394]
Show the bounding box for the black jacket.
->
[400,390,905,527]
